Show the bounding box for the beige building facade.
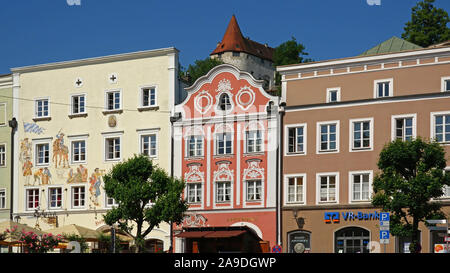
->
[10,48,180,252]
[278,45,450,253]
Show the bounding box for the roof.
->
[210,15,274,62]
[175,226,261,240]
[360,36,423,56]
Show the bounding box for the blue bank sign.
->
[325,211,381,223]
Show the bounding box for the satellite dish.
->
[294,243,305,253]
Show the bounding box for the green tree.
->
[272,37,312,94]
[372,138,450,253]
[402,0,450,47]
[103,154,188,253]
[181,57,224,86]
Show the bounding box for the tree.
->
[103,154,188,253]
[180,57,224,86]
[372,138,450,253]
[272,37,313,94]
[402,0,450,47]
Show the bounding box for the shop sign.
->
[324,211,381,223]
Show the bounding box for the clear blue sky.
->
[0,0,449,74]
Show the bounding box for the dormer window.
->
[219,93,232,111]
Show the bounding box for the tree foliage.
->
[402,0,450,47]
[180,57,224,86]
[103,154,188,253]
[372,138,450,253]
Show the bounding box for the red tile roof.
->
[210,15,274,62]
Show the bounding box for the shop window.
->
[335,227,370,253]
[396,232,421,253]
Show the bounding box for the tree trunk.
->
[410,218,421,253]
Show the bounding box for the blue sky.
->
[0,0,449,74]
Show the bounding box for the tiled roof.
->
[360,36,423,56]
[210,15,274,62]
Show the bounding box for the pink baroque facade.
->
[172,64,281,252]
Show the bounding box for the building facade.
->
[172,64,280,253]
[278,44,450,253]
[210,15,275,91]
[0,74,13,221]
[10,48,181,252]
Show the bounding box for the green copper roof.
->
[360,36,423,56]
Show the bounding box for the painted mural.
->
[53,131,69,168]
[89,168,104,207]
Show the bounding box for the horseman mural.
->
[53,130,69,168]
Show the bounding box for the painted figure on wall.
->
[89,168,103,207]
[67,165,88,184]
[33,167,52,185]
[19,138,32,164]
[22,159,33,185]
[53,130,69,168]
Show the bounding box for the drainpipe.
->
[170,112,181,253]
[8,118,17,221]
[278,102,286,247]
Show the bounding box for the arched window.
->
[335,227,370,253]
[218,93,232,111]
[145,239,164,253]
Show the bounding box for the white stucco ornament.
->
[215,78,233,93]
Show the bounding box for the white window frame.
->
[441,76,450,92]
[285,123,307,156]
[349,170,373,204]
[442,167,450,199]
[391,114,417,141]
[284,174,307,206]
[0,144,6,167]
[349,118,374,152]
[215,132,233,156]
[34,97,50,118]
[326,87,341,103]
[316,172,339,205]
[105,194,118,208]
[71,185,86,210]
[104,89,122,112]
[215,181,232,203]
[430,111,450,145]
[33,138,52,167]
[316,120,340,154]
[186,135,204,158]
[245,180,263,202]
[186,183,202,204]
[0,103,7,127]
[0,189,6,209]
[374,78,394,98]
[25,188,40,211]
[245,130,263,154]
[103,132,123,162]
[48,186,63,210]
[137,128,159,159]
[139,86,158,108]
[70,93,87,115]
[69,135,88,165]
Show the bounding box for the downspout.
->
[8,118,17,221]
[169,112,181,253]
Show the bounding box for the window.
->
[246,131,262,153]
[216,181,231,203]
[327,88,341,103]
[0,189,5,209]
[35,143,50,166]
[71,140,86,163]
[232,51,240,57]
[106,195,117,207]
[374,79,393,98]
[141,134,157,158]
[443,169,450,198]
[26,189,40,210]
[286,175,305,204]
[48,187,62,209]
[350,119,372,151]
[335,227,370,253]
[441,77,450,92]
[105,90,121,111]
[216,133,233,155]
[0,144,5,167]
[317,173,338,203]
[218,93,232,111]
[187,135,203,157]
[287,125,306,154]
[105,137,121,161]
[391,114,416,141]
[317,121,339,153]
[72,186,85,209]
[350,172,372,202]
[71,94,86,114]
[433,113,450,144]
[35,99,49,118]
[246,180,262,201]
[141,87,157,107]
[0,103,6,126]
[187,183,202,204]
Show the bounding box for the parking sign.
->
[380,230,390,244]
[380,212,390,222]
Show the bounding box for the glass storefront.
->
[335,227,370,253]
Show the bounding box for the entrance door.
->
[335,227,370,253]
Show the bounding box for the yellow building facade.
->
[11,48,180,252]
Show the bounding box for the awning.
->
[175,230,246,239]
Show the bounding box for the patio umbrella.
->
[0,220,44,245]
[44,224,101,242]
